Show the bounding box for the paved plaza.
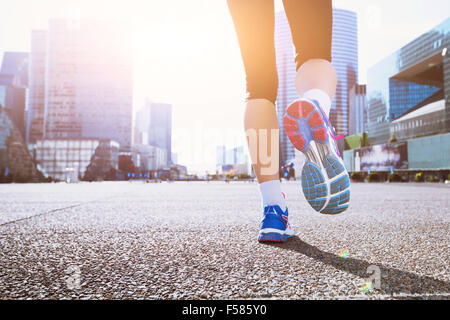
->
[0,181,449,299]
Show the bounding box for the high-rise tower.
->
[275,8,358,163]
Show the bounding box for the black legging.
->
[227,0,332,104]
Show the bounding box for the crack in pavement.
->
[0,194,126,227]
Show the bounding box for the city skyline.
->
[30,19,133,150]
[1,0,449,173]
[1,1,449,304]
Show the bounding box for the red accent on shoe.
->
[290,134,306,150]
[283,117,298,132]
[259,239,282,243]
[286,103,301,118]
[301,101,314,118]
[308,112,324,128]
[313,128,327,141]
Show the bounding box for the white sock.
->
[303,89,331,117]
[259,180,286,211]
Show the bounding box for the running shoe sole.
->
[258,232,288,243]
[283,100,350,215]
[258,227,295,243]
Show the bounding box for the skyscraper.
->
[216,145,226,167]
[135,100,173,164]
[27,20,133,150]
[0,106,43,182]
[0,52,28,85]
[134,104,150,145]
[330,9,358,136]
[0,51,28,137]
[275,8,358,163]
[148,102,172,164]
[26,30,47,144]
[348,84,367,135]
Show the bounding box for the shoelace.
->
[263,205,287,216]
[264,206,278,215]
[263,206,289,225]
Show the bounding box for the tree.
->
[389,133,398,143]
[118,155,136,180]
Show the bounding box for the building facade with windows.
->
[0,106,43,182]
[35,138,119,181]
[132,143,168,172]
[135,100,172,164]
[147,102,172,165]
[367,18,450,145]
[26,30,47,144]
[27,20,133,150]
[0,52,28,138]
[216,145,226,167]
[330,8,358,136]
[390,99,446,142]
[348,84,367,136]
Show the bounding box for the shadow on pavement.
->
[270,236,450,296]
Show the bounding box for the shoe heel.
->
[258,232,288,243]
[283,100,329,153]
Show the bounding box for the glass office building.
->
[330,9,358,136]
[0,52,28,138]
[147,102,172,165]
[407,133,450,170]
[390,99,446,142]
[348,84,367,136]
[216,145,226,168]
[27,20,133,151]
[134,101,172,166]
[132,143,168,171]
[35,138,119,181]
[367,18,450,145]
[0,106,42,181]
[275,8,358,164]
[26,30,47,144]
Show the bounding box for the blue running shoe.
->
[258,205,295,243]
[283,99,350,215]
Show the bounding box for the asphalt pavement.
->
[0,181,449,299]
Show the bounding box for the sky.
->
[0,0,449,174]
